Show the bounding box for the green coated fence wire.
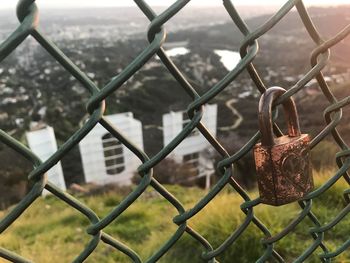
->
[0,0,350,262]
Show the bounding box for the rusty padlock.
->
[254,87,313,206]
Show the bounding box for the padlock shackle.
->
[259,87,301,146]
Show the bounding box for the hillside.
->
[0,174,348,262]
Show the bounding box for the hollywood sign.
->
[25,105,217,192]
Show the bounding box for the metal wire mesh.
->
[0,0,350,262]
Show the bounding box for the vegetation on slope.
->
[0,172,348,263]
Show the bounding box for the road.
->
[218,98,243,132]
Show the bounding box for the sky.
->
[0,0,349,9]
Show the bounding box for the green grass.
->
[0,173,349,263]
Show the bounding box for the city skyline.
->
[0,0,349,9]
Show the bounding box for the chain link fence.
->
[0,0,350,262]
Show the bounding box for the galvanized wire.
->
[0,0,349,262]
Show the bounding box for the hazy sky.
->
[0,0,349,9]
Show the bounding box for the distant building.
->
[79,113,143,185]
[162,104,218,188]
[26,125,66,194]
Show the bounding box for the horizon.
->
[0,0,349,10]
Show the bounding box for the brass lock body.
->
[254,87,313,206]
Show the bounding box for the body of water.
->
[160,47,240,72]
[164,47,190,57]
[214,49,241,71]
